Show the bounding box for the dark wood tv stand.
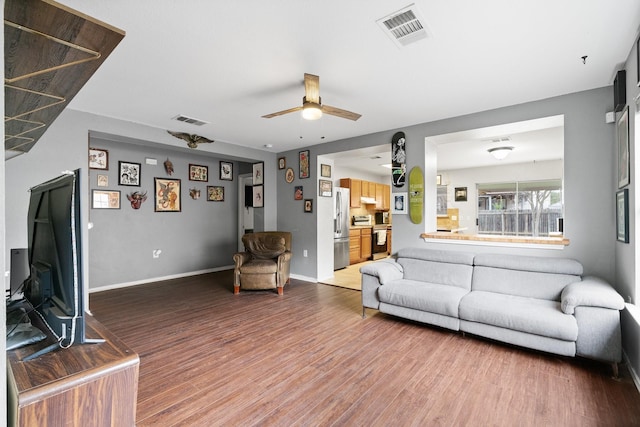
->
[7,314,139,426]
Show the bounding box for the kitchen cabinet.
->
[374,183,391,210]
[349,227,372,264]
[349,229,361,264]
[340,178,361,208]
[361,228,372,260]
[361,181,372,198]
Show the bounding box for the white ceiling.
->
[57,1,639,157]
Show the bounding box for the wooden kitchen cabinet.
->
[383,184,390,210]
[349,228,361,264]
[349,227,373,264]
[361,228,372,260]
[361,181,371,198]
[340,178,361,208]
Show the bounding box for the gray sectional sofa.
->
[360,247,625,372]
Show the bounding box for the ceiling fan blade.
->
[262,106,303,118]
[322,105,362,121]
[304,73,320,104]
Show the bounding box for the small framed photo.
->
[319,179,332,197]
[278,157,286,170]
[92,190,120,209]
[294,186,303,200]
[89,147,108,170]
[207,185,224,201]
[119,161,141,186]
[154,178,181,212]
[321,164,331,178]
[189,164,209,182]
[253,162,264,185]
[304,199,313,213]
[253,185,264,208]
[285,167,295,183]
[97,174,108,187]
[455,187,467,202]
[219,161,233,181]
[392,192,408,215]
[299,150,310,179]
[617,188,629,243]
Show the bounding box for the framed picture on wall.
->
[299,150,310,179]
[207,185,224,201]
[319,179,332,197]
[253,162,264,185]
[97,174,108,187]
[392,192,407,214]
[278,157,286,170]
[154,178,181,212]
[253,185,264,208]
[617,188,629,243]
[189,164,209,182]
[455,187,467,202]
[321,164,331,178]
[617,106,630,188]
[304,199,313,213]
[89,147,109,170]
[219,161,233,181]
[92,190,120,209]
[119,161,141,186]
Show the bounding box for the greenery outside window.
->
[477,179,563,237]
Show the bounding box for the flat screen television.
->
[22,169,90,356]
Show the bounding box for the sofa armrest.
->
[359,258,403,285]
[561,276,625,315]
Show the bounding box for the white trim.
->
[623,303,640,393]
[290,273,316,283]
[88,265,234,293]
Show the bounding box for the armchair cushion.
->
[242,234,286,259]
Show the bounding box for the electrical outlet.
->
[303,250,308,257]
[153,249,162,258]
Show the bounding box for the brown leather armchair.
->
[233,231,292,295]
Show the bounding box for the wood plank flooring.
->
[89,270,640,426]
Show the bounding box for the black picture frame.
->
[219,161,233,181]
[118,161,141,186]
[207,185,224,201]
[617,188,629,243]
[304,199,313,213]
[617,106,630,189]
[189,164,209,182]
[253,162,264,185]
[299,150,309,179]
[455,187,467,202]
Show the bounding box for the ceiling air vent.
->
[172,114,208,126]
[377,4,430,48]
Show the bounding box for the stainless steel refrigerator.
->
[334,187,350,270]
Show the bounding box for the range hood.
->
[361,197,377,204]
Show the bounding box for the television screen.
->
[24,169,86,349]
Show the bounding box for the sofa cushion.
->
[240,259,278,274]
[459,291,578,341]
[378,279,469,318]
[397,247,475,265]
[472,265,581,301]
[474,254,583,275]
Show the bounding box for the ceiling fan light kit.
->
[488,146,513,160]
[302,98,322,120]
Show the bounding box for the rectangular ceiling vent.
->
[172,114,208,126]
[377,4,430,48]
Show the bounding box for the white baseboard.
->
[290,273,316,283]
[88,265,234,293]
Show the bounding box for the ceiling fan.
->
[262,73,361,121]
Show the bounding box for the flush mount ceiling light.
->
[301,99,322,120]
[488,146,513,160]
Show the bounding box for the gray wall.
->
[87,135,249,288]
[5,109,277,297]
[292,87,616,284]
